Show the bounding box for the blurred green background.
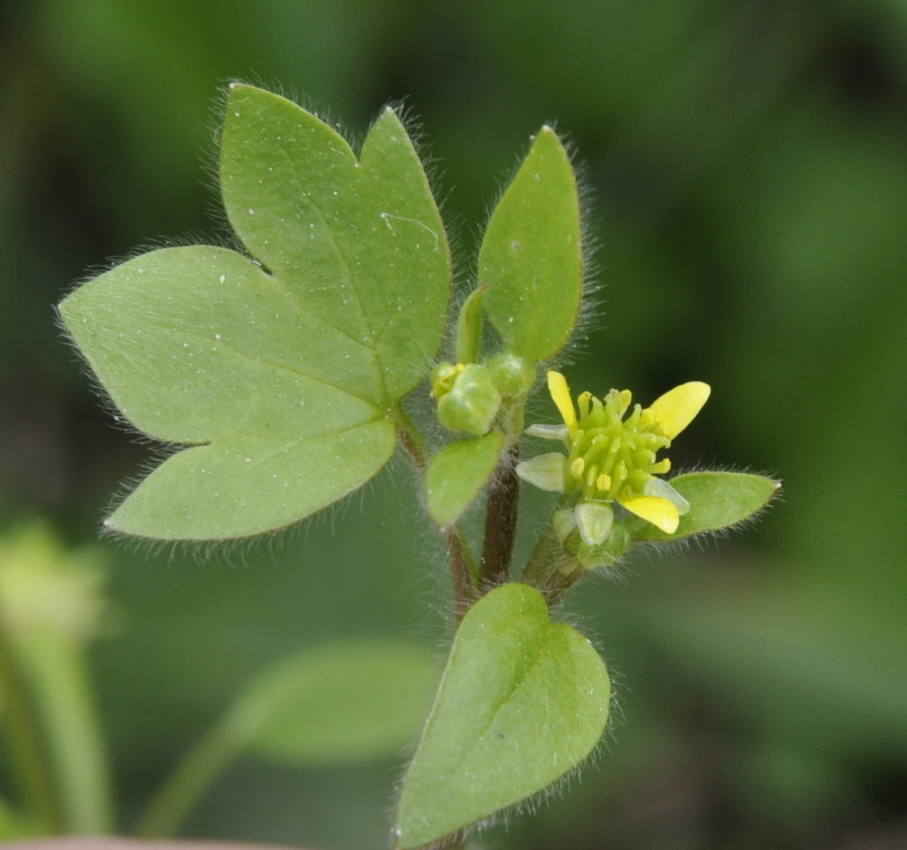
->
[2,0,907,848]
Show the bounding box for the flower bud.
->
[431,362,462,399]
[488,352,536,397]
[435,364,502,436]
[574,502,614,546]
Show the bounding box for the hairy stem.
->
[521,521,583,607]
[394,403,477,614]
[540,561,584,607]
[521,521,562,588]
[393,404,429,472]
[480,445,520,588]
[445,531,478,621]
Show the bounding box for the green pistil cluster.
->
[565,389,671,503]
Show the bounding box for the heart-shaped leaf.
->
[395,583,610,849]
[59,85,450,540]
[479,127,583,361]
[425,433,504,527]
[630,471,781,541]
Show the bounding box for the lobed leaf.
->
[60,85,451,540]
[479,127,583,361]
[220,84,450,401]
[425,433,504,527]
[395,584,610,849]
[631,471,781,541]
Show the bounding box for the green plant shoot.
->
[58,83,779,849]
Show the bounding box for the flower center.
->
[565,389,671,502]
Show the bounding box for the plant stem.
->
[445,531,478,621]
[137,720,239,838]
[24,632,115,833]
[393,403,429,472]
[540,562,584,607]
[521,521,562,587]
[479,445,520,588]
[521,522,583,606]
[394,404,478,614]
[0,619,62,832]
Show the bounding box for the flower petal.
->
[575,502,615,546]
[647,381,710,440]
[547,371,576,430]
[618,494,680,534]
[515,453,569,492]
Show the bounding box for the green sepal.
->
[395,584,610,849]
[456,287,486,365]
[479,127,583,361]
[575,521,630,569]
[425,433,504,527]
[629,472,781,542]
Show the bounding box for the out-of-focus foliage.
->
[0,523,111,835]
[1,0,906,848]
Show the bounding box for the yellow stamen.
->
[618,389,632,415]
[596,473,611,491]
[570,457,585,479]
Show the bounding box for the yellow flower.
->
[518,371,710,539]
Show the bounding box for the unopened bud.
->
[435,364,502,435]
[488,352,535,397]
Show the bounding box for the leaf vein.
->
[436,630,549,795]
[277,144,377,348]
[142,321,383,408]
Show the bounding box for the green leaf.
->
[395,584,610,849]
[59,85,451,540]
[221,84,450,401]
[479,127,583,361]
[228,642,439,765]
[425,433,504,527]
[455,287,486,364]
[631,472,781,541]
[0,523,113,834]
